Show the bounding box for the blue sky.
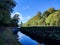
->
[12,0,60,23]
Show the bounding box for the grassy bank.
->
[0,27,21,45]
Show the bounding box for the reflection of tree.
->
[20,27,60,45]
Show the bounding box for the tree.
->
[42,11,50,17]
[11,14,19,27]
[20,21,23,27]
[42,8,56,18]
[0,0,16,26]
[45,10,60,26]
[48,8,56,14]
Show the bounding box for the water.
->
[17,31,39,45]
[13,27,38,45]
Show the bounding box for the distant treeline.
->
[23,8,60,27]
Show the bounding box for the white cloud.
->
[21,6,30,10]
[11,12,23,20]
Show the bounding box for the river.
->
[17,31,44,45]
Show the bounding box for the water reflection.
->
[17,31,39,45]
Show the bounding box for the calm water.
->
[17,31,38,45]
[17,31,44,45]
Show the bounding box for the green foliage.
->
[23,8,60,27]
[42,8,57,18]
[23,12,42,27]
[0,0,16,12]
[0,0,16,26]
[45,10,60,26]
[42,11,50,17]
[47,8,56,13]
[38,18,45,26]
[0,27,21,45]
[11,14,19,27]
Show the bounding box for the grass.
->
[0,27,21,45]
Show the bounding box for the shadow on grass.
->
[19,26,60,45]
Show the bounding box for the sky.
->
[11,0,60,23]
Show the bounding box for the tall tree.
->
[42,11,50,17]
[11,14,19,27]
[0,0,16,25]
[48,8,56,14]
[45,10,60,26]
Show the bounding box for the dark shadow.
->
[19,26,60,45]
